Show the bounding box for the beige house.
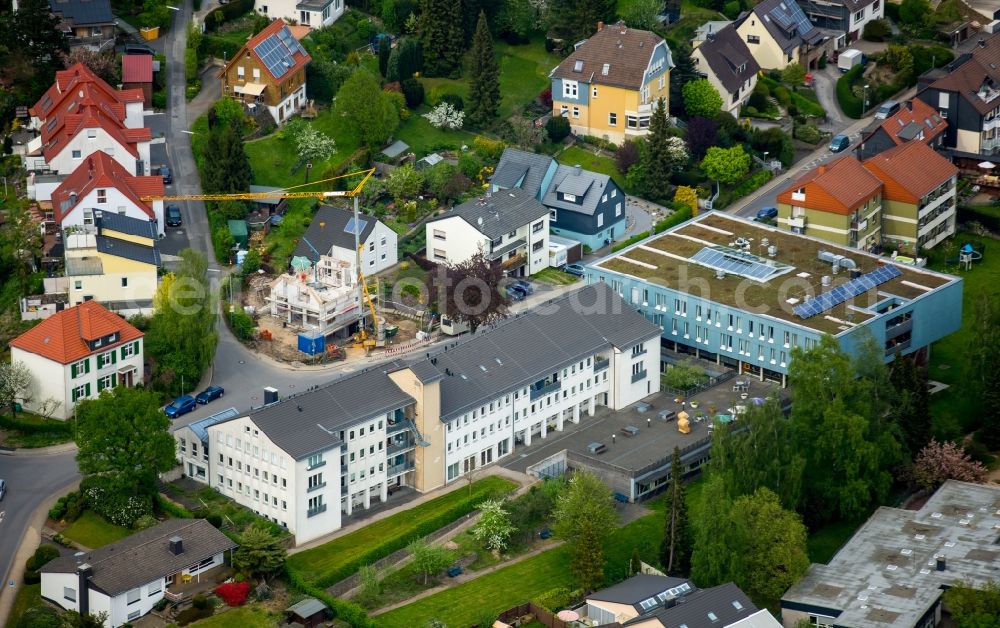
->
[735,0,827,70]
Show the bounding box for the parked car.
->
[195,385,224,404]
[875,100,900,120]
[506,285,526,301]
[755,207,778,221]
[160,166,172,184]
[829,134,850,153]
[0,478,6,501]
[513,279,534,295]
[563,263,586,277]
[124,43,156,55]
[166,204,182,227]
[164,395,196,418]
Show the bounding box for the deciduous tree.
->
[0,361,33,416]
[673,186,698,215]
[386,164,425,204]
[429,252,509,333]
[616,140,641,174]
[690,474,734,587]
[942,580,1000,628]
[554,470,617,591]
[660,447,691,576]
[233,527,287,581]
[424,102,465,129]
[682,79,723,118]
[468,12,500,127]
[292,125,338,165]
[334,70,400,147]
[780,63,806,86]
[622,0,662,29]
[65,50,120,86]
[912,439,988,489]
[889,351,930,455]
[408,539,452,584]
[684,116,718,160]
[700,145,750,184]
[472,499,517,554]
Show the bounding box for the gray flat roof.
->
[782,480,1000,627]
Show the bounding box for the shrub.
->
[192,595,210,610]
[175,607,213,626]
[28,545,60,571]
[545,116,571,142]
[207,514,223,528]
[23,569,40,584]
[793,123,824,144]
[863,19,890,41]
[472,136,505,161]
[615,140,641,174]
[440,93,464,111]
[401,79,425,109]
[539,87,552,108]
[17,606,63,628]
[152,92,167,109]
[836,65,864,118]
[155,494,195,519]
[214,582,251,606]
[773,86,792,108]
[458,152,483,179]
[534,587,573,612]
[133,514,159,530]
[747,90,770,111]
[731,169,773,198]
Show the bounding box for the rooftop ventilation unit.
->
[817,249,858,270]
[821,275,832,287]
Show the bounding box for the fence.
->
[324,510,479,597]
[497,603,568,628]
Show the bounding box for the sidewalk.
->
[0,441,77,456]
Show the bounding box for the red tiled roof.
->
[863,141,958,204]
[122,55,153,83]
[50,152,163,224]
[776,156,883,215]
[226,19,312,86]
[877,99,946,146]
[31,63,140,118]
[10,300,143,364]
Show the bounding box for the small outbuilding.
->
[228,219,249,249]
[285,598,329,628]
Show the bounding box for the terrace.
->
[592,213,954,336]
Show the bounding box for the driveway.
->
[811,66,846,131]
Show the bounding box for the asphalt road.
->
[0,452,79,596]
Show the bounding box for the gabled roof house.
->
[735,0,827,70]
[691,23,761,115]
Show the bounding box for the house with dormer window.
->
[549,21,673,145]
[691,24,761,116]
[10,300,144,419]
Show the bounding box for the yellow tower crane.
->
[140,168,384,349]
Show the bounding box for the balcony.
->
[387,460,415,477]
[885,338,912,356]
[530,379,562,401]
[387,438,416,456]
[594,357,610,372]
[631,369,648,383]
[341,464,348,474]
[885,317,913,340]
[307,460,326,471]
[787,216,806,229]
[307,481,327,493]
[307,503,328,518]
[386,420,408,435]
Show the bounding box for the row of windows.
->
[219,453,288,488]
[218,474,287,510]
[346,441,384,462]
[346,462,384,484]
[70,342,138,379]
[219,430,288,469]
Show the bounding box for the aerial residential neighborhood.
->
[2,0,1000,627]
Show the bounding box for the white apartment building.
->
[425,188,551,277]
[178,283,662,545]
[255,0,344,28]
[10,300,144,419]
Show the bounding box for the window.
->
[853,9,864,22]
[432,248,447,261]
[64,587,76,603]
[560,105,568,117]
[562,80,578,98]
[572,106,580,118]
[127,588,141,605]
[96,374,114,392]
[253,68,260,80]
[747,34,760,44]
[72,150,82,159]
[71,359,90,378]
[97,189,106,203]
[307,496,325,516]
[97,350,116,369]
[615,202,622,217]
[626,115,638,129]
[592,86,598,97]
[532,221,544,233]
[71,383,91,402]
[550,208,558,221]
[308,473,324,491]
[237,66,245,79]
[597,213,604,227]
[307,453,324,469]
[608,112,617,126]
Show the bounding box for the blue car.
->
[563,263,586,277]
[514,279,534,295]
[195,385,224,404]
[165,395,196,418]
[506,285,526,301]
[755,207,778,221]
[829,134,850,153]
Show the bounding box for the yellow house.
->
[734,0,826,70]
[63,211,160,314]
[550,21,673,145]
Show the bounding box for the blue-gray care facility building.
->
[584,212,963,385]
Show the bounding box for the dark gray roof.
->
[696,24,761,96]
[542,165,612,216]
[381,139,410,159]
[250,185,284,207]
[286,598,328,618]
[184,407,240,444]
[49,0,115,27]
[897,121,924,141]
[491,148,556,198]
[233,368,414,459]
[96,211,157,240]
[626,583,758,628]
[292,205,379,260]
[405,283,662,421]
[430,188,549,240]
[96,235,161,266]
[589,575,693,609]
[746,0,824,53]
[41,519,237,596]
[406,359,447,384]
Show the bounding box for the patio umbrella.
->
[979,161,996,169]
[290,256,312,272]
[751,397,766,405]
[557,610,580,622]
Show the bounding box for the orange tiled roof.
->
[863,141,958,204]
[877,99,947,146]
[224,19,312,86]
[10,300,143,364]
[51,152,163,224]
[776,156,883,216]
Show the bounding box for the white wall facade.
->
[610,338,661,409]
[255,0,344,28]
[266,84,307,126]
[12,338,143,420]
[45,131,149,177]
[691,46,758,115]
[66,264,159,312]
[175,426,210,482]
[426,214,551,275]
[846,0,884,38]
[329,220,399,276]
[124,102,145,130]
[62,188,164,236]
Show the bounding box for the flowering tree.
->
[912,439,988,489]
[664,136,690,171]
[424,102,465,130]
[292,125,337,165]
[472,499,517,555]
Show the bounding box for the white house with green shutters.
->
[9,300,144,419]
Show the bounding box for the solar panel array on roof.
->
[793,265,902,318]
[344,216,369,235]
[253,27,307,79]
[689,246,793,282]
[769,0,813,38]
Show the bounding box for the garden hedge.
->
[0,415,74,436]
[836,65,865,119]
[204,0,255,32]
[611,206,694,253]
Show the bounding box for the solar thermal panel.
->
[793,265,902,318]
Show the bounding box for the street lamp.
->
[305,162,313,184]
[863,84,870,114]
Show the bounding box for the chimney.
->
[979,38,987,47]
[574,164,582,175]
[77,564,93,616]
[263,386,278,405]
[168,536,184,556]
[936,556,946,571]
[597,21,604,31]
[619,21,627,34]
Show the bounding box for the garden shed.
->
[285,598,329,628]
[228,219,249,249]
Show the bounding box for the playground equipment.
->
[946,242,985,270]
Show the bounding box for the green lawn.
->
[556,145,627,190]
[5,584,41,628]
[61,511,132,549]
[0,412,74,449]
[532,267,581,285]
[287,476,516,587]
[666,1,727,46]
[806,519,863,564]
[495,39,559,119]
[187,605,278,628]
[394,113,476,157]
[925,231,1000,438]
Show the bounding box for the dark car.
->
[164,395,196,418]
[506,285,526,301]
[564,263,586,277]
[514,279,534,295]
[195,385,224,404]
[166,204,182,227]
[755,206,778,221]
[829,134,850,153]
[124,43,156,56]
[0,478,6,501]
[160,166,172,185]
